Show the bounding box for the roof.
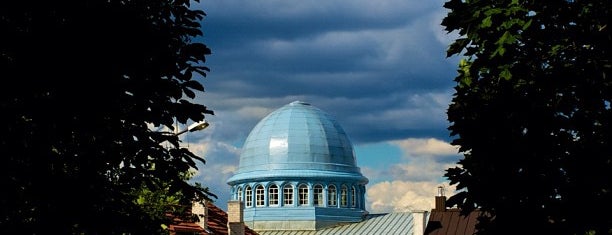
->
[168,202,258,235]
[169,221,206,235]
[228,101,367,185]
[205,202,258,235]
[424,209,482,235]
[255,212,416,235]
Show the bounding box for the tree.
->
[0,0,214,233]
[133,170,209,231]
[442,0,611,234]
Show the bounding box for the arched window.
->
[256,185,265,206]
[283,184,294,206]
[245,186,252,207]
[237,186,243,202]
[298,184,309,206]
[269,184,279,206]
[313,185,324,207]
[328,185,337,206]
[351,186,356,207]
[340,185,348,207]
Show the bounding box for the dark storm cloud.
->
[200,0,437,41]
[192,0,459,144]
[184,0,464,212]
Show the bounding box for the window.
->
[328,185,337,206]
[351,186,356,207]
[340,185,348,207]
[237,187,243,202]
[256,185,265,206]
[269,184,279,206]
[245,186,252,207]
[283,184,293,206]
[299,184,309,206]
[313,185,324,207]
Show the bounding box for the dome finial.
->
[290,100,310,106]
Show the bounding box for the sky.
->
[181,0,463,213]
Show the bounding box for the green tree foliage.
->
[442,0,611,234]
[133,170,208,231]
[0,0,215,233]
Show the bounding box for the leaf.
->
[443,0,464,10]
[193,65,211,72]
[497,31,517,45]
[448,38,470,57]
[481,16,493,28]
[522,19,532,30]
[184,80,204,91]
[499,67,512,80]
[492,46,506,57]
[193,67,209,78]
[183,87,196,99]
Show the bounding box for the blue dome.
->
[226,101,369,231]
[227,101,367,184]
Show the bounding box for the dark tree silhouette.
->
[442,0,611,234]
[1,0,214,233]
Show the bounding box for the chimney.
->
[227,200,244,235]
[192,201,208,230]
[434,186,446,211]
[412,209,428,235]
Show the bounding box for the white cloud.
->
[367,180,455,213]
[392,138,459,157]
[386,138,460,183]
[363,138,461,213]
[188,139,242,207]
[389,161,457,182]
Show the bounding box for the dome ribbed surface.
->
[227,101,366,184]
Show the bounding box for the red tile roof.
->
[168,202,258,235]
[169,221,207,235]
[205,202,258,235]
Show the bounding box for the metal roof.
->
[256,212,416,235]
[228,101,367,185]
[425,209,482,235]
